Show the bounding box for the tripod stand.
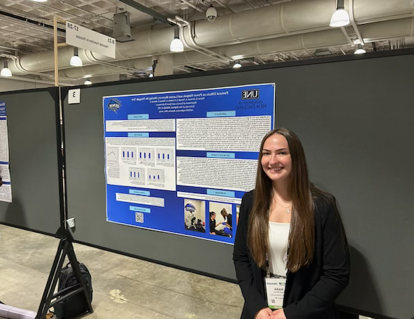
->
[36,227,93,319]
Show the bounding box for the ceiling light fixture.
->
[232,60,242,69]
[170,27,184,52]
[330,0,350,27]
[32,0,48,2]
[354,44,366,54]
[84,78,92,85]
[70,47,83,67]
[1,61,12,77]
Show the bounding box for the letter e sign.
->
[68,89,81,104]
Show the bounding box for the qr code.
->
[271,299,275,304]
[135,212,144,223]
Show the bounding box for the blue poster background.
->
[103,84,275,244]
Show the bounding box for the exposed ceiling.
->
[0,0,413,85]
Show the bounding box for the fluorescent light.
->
[149,73,154,78]
[233,61,242,68]
[1,61,12,77]
[84,78,92,85]
[170,27,184,52]
[70,47,83,67]
[32,0,48,2]
[354,44,366,54]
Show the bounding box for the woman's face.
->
[211,213,216,220]
[261,133,292,183]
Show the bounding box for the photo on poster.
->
[208,202,233,237]
[236,205,240,226]
[184,199,206,233]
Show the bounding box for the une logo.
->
[242,89,259,100]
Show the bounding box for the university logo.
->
[241,89,259,100]
[107,99,121,113]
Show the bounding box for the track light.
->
[1,61,12,77]
[330,0,350,27]
[232,60,242,69]
[84,78,92,85]
[70,47,83,67]
[170,27,184,52]
[354,44,366,54]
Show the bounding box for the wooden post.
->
[53,16,68,87]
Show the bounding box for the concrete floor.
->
[0,224,372,319]
[0,224,244,319]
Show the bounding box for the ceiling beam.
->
[118,0,174,25]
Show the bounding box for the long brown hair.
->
[247,127,315,272]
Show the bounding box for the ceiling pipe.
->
[58,58,153,78]
[175,16,232,63]
[181,0,205,13]
[48,17,409,80]
[2,0,414,76]
[0,75,74,86]
[46,28,347,79]
[348,0,364,45]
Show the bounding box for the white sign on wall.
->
[66,21,116,59]
[68,89,81,104]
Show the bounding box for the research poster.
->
[0,101,12,203]
[103,84,275,244]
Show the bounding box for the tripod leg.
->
[36,240,69,319]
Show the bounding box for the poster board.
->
[64,52,414,319]
[0,88,61,234]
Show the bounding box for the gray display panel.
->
[0,89,61,234]
[64,54,414,319]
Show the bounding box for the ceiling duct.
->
[113,12,134,43]
[2,0,414,77]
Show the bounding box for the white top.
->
[268,222,290,276]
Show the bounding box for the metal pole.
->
[54,16,59,87]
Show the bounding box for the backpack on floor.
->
[54,262,93,319]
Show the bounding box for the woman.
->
[210,211,218,235]
[233,128,350,319]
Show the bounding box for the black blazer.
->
[233,190,350,319]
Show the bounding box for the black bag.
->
[54,262,93,319]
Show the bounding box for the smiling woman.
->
[233,127,350,319]
[261,134,292,185]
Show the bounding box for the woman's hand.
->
[271,309,286,319]
[255,308,273,318]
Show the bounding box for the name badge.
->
[265,277,286,309]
